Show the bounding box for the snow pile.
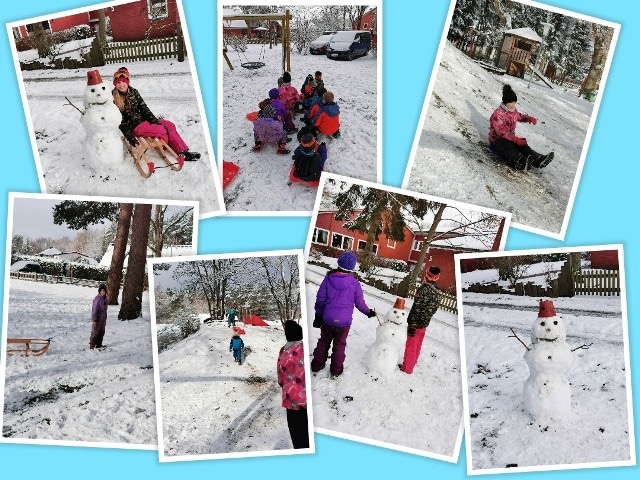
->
[460,291,632,471]
[405,42,594,236]
[19,59,221,217]
[222,44,378,212]
[156,320,306,459]
[305,264,462,459]
[2,279,156,447]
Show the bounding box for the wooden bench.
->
[123,136,184,178]
[6,338,51,357]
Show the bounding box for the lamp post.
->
[527,22,553,89]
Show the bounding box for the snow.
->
[504,27,543,43]
[305,263,462,460]
[15,57,223,217]
[221,43,379,212]
[1,279,156,448]
[155,319,313,460]
[459,290,633,472]
[17,38,95,64]
[404,41,596,238]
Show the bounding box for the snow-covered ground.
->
[155,319,312,460]
[222,44,379,212]
[305,262,462,460]
[1,279,156,448]
[405,42,595,237]
[16,57,222,217]
[460,291,633,472]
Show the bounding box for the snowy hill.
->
[1,279,156,447]
[405,42,595,237]
[222,44,378,212]
[305,264,462,460]
[155,319,312,459]
[460,292,632,472]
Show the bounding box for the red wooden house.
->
[590,250,620,270]
[109,0,181,41]
[12,10,107,39]
[358,7,378,45]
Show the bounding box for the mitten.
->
[313,314,323,328]
[513,137,528,147]
[367,309,377,318]
[407,326,416,337]
[525,115,537,125]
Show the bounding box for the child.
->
[400,266,441,374]
[311,251,376,377]
[227,303,237,327]
[489,84,554,170]
[303,87,327,128]
[312,91,341,139]
[300,74,317,113]
[268,88,297,133]
[277,320,309,449]
[112,67,200,161]
[292,133,327,182]
[229,333,244,364]
[278,71,303,114]
[314,71,324,92]
[252,97,290,154]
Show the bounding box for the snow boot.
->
[277,143,291,155]
[252,141,263,152]
[332,130,341,139]
[514,154,531,171]
[179,150,200,161]
[535,152,554,169]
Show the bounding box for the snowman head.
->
[531,299,566,344]
[83,70,110,107]
[384,297,407,325]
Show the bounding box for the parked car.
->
[10,260,42,273]
[326,30,372,60]
[309,33,335,55]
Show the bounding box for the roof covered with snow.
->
[38,247,62,256]
[504,27,542,42]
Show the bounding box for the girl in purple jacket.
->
[311,251,376,377]
[489,84,553,170]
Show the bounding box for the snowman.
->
[80,70,124,166]
[522,299,574,419]
[366,297,408,376]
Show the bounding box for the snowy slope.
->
[222,44,378,212]
[460,292,633,472]
[156,320,312,459]
[305,264,462,460]
[1,279,156,448]
[19,59,222,217]
[405,42,594,237]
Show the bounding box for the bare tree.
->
[579,24,613,97]
[259,256,300,324]
[107,203,133,305]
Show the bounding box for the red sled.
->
[232,326,246,335]
[223,161,240,189]
[288,165,320,187]
[245,111,259,121]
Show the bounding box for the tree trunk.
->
[407,203,448,289]
[579,25,611,97]
[151,205,164,257]
[107,203,133,305]
[118,204,152,320]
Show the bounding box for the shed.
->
[496,27,542,78]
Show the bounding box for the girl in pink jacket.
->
[489,84,553,170]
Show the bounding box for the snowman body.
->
[81,81,124,165]
[366,305,407,376]
[523,313,574,419]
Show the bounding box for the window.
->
[331,233,353,250]
[412,240,423,251]
[387,239,396,249]
[148,0,168,19]
[357,240,378,254]
[312,228,329,245]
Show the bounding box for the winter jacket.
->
[116,86,159,143]
[293,142,327,181]
[312,102,340,135]
[92,293,108,323]
[406,281,440,329]
[230,336,244,351]
[271,98,288,122]
[228,307,237,320]
[258,99,278,120]
[305,95,323,118]
[315,270,370,327]
[278,83,302,111]
[488,104,528,144]
[277,340,307,409]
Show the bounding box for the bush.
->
[177,315,201,338]
[224,34,247,53]
[157,324,182,352]
[377,258,408,272]
[12,254,108,281]
[15,36,35,52]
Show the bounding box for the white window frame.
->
[412,240,424,251]
[312,228,329,246]
[331,233,354,251]
[387,239,396,249]
[148,0,169,20]
[357,240,378,254]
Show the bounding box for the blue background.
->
[0,0,637,477]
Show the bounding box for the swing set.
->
[222,10,292,73]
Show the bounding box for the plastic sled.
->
[232,326,246,335]
[7,338,51,357]
[288,165,320,187]
[223,161,240,189]
[245,111,259,121]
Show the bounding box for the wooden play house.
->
[496,27,542,78]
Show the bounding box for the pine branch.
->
[571,342,593,352]
[64,96,85,115]
[509,327,530,351]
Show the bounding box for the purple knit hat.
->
[337,251,357,271]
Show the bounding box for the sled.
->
[223,161,240,189]
[246,111,259,121]
[232,326,246,335]
[288,165,320,187]
[123,136,184,179]
[6,338,51,357]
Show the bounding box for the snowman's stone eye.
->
[393,310,397,314]
[91,88,95,92]
[553,321,558,325]
[548,356,552,359]
[540,321,546,326]
[101,86,106,90]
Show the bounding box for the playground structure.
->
[222,10,292,73]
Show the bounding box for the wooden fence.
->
[439,291,458,314]
[574,269,620,296]
[103,36,184,63]
[10,271,104,288]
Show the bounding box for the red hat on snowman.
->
[86,70,104,86]
[538,299,556,317]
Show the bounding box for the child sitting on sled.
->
[269,88,298,133]
[229,334,244,364]
[311,91,341,139]
[488,84,554,171]
[252,97,290,154]
[303,87,327,128]
[279,71,303,115]
[291,133,327,182]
